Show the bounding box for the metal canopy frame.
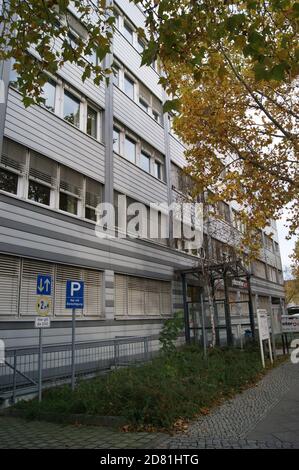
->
[178,260,255,346]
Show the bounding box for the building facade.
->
[0,0,285,350]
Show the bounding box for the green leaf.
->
[163,99,181,114]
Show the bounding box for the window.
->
[113,127,120,154]
[137,38,145,54]
[87,105,98,138]
[123,21,134,44]
[140,151,150,173]
[115,274,172,316]
[0,168,18,195]
[113,64,120,87]
[154,160,162,180]
[124,136,136,163]
[139,98,148,112]
[0,138,26,195]
[28,151,56,206]
[41,80,56,112]
[85,177,101,222]
[153,110,160,122]
[59,166,83,215]
[0,255,21,317]
[28,181,51,205]
[63,90,80,127]
[124,75,134,100]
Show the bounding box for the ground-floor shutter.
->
[128,276,145,316]
[115,274,128,316]
[83,269,103,317]
[161,281,172,315]
[144,279,160,315]
[0,254,20,317]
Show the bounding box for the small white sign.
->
[257,309,270,340]
[35,317,51,328]
[281,315,299,333]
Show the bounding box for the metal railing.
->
[0,336,153,402]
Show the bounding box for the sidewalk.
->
[0,360,298,449]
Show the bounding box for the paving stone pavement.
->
[0,361,298,449]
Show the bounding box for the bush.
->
[15,346,266,429]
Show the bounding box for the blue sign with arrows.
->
[36,274,52,296]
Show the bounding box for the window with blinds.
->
[54,264,103,318]
[29,151,57,187]
[19,259,55,316]
[0,254,104,318]
[0,255,20,316]
[1,137,26,174]
[115,274,172,317]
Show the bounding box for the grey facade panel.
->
[170,135,187,168]
[114,31,163,100]
[113,87,165,153]
[114,153,168,203]
[5,90,106,182]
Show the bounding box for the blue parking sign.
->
[66,280,84,309]
[36,274,52,296]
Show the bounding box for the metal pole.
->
[247,275,255,339]
[71,308,76,391]
[182,273,191,344]
[38,328,43,402]
[223,271,233,346]
[200,293,207,359]
[12,349,17,404]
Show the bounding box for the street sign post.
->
[36,274,52,403]
[66,280,84,391]
[257,309,273,368]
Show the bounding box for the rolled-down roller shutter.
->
[0,254,20,317]
[83,269,103,317]
[115,274,128,316]
[128,276,145,316]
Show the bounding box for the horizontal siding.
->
[115,0,146,29]
[114,87,165,153]
[114,153,168,203]
[114,31,163,100]
[0,196,197,276]
[170,135,187,168]
[5,89,105,182]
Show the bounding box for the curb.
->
[0,408,126,428]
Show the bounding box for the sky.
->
[276,210,296,277]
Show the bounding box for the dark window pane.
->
[87,106,97,138]
[59,192,78,215]
[154,161,162,180]
[0,168,18,194]
[85,207,96,221]
[28,180,50,205]
[123,23,133,43]
[139,98,148,112]
[124,75,134,100]
[113,128,120,153]
[124,137,136,163]
[140,152,150,173]
[63,91,80,127]
[41,80,56,112]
